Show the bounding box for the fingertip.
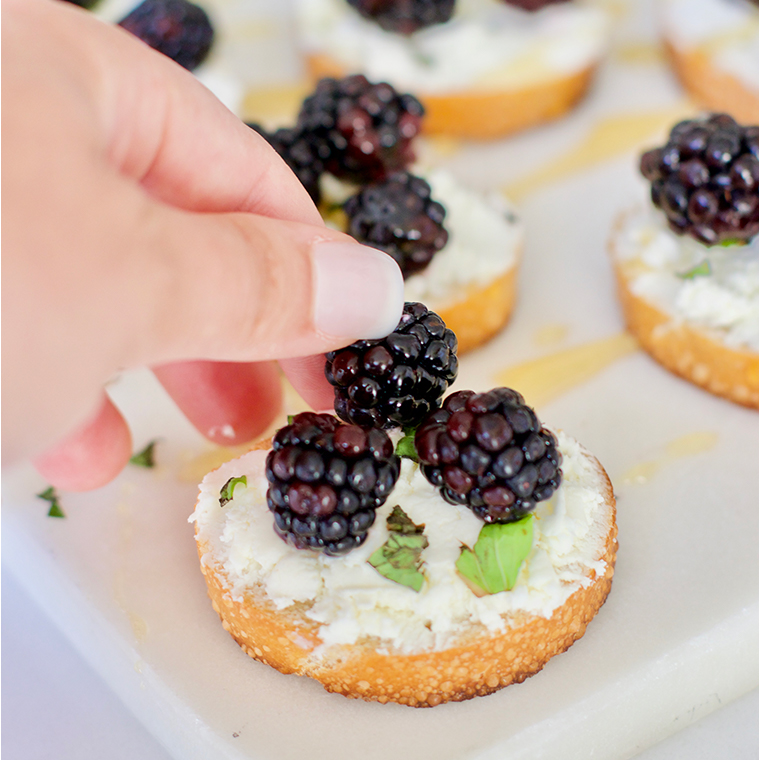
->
[33,396,133,492]
[153,360,283,445]
[279,355,336,413]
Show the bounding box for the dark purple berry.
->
[325,302,458,429]
[415,388,562,523]
[266,412,400,555]
[247,124,324,204]
[296,75,423,184]
[344,171,448,278]
[118,0,214,71]
[347,0,455,34]
[640,114,759,245]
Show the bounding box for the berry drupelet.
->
[415,388,562,523]
[295,75,424,184]
[346,0,455,35]
[266,413,400,555]
[640,113,759,245]
[325,302,458,430]
[344,171,448,278]
[118,0,214,71]
[247,124,324,204]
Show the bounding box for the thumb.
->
[129,201,405,368]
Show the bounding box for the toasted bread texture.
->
[194,439,617,707]
[664,39,759,125]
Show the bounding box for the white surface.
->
[3,0,758,758]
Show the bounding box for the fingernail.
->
[312,241,404,339]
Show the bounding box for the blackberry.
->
[640,113,759,245]
[296,75,424,184]
[325,302,458,430]
[501,0,571,10]
[118,0,214,71]
[344,171,448,278]
[346,0,455,35]
[265,413,400,555]
[247,124,324,204]
[415,388,562,523]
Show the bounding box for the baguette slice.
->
[193,431,617,707]
[664,39,759,126]
[610,211,759,408]
[305,52,596,140]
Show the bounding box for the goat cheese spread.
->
[192,430,611,655]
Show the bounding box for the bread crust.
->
[434,265,518,354]
[609,222,759,408]
[305,53,596,140]
[196,448,617,707]
[663,38,759,125]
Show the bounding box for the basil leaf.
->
[219,476,247,507]
[130,440,157,468]
[37,486,65,519]
[368,506,428,592]
[677,260,711,280]
[456,515,534,596]
[394,431,419,462]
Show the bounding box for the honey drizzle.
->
[503,107,693,200]
[621,431,720,485]
[240,82,311,126]
[495,332,639,408]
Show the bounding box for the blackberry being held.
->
[247,124,324,204]
[266,413,400,555]
[344,171,448,278]
[415,388,562,523]
[639,113,759,245]
[118,0,214,70]
[346,0,455,35]
[325,302,458,429]
[296,75,424,184]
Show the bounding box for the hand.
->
[2,0,404,490]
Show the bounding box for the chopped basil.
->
[37,486,65,518]
[720,238,745,248]
[456,515,534,596]
[394,430,419,462]
[677,260,711,280]
[368,506,428,592]
[129,440,157,468]
[219,476,247,507]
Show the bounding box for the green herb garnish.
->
[394,429,419,462]
[720,238,745,248]
[456,515,534,596]
[219,476,247,507]
[368,506,428,592]
[129,440,158,468]
[677,260,711,280]
[37,486,65,518]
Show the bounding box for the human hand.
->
[2,0,404,490]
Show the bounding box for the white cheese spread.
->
[662,0,759,91]
[191,430,612,655]
[295,0,608,94]
[322,167,523,311]
[613,205,759,352]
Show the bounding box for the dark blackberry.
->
[247,124,324,204]
[501,0,571,10]
[346,0,455,34]
[296,75,424,184]
[415,388,562,523]
[118,0,214,71]
[640,113,759,245]
[344,171,448,278]
[265,413,400,555]
[325,302,458,430]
